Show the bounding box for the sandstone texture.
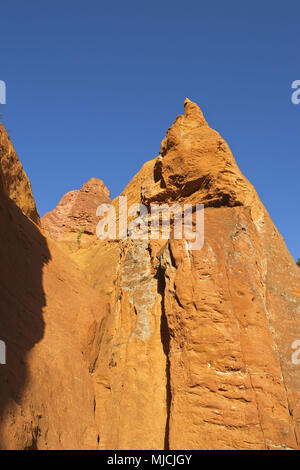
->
[0,99,300,450]
[0,126,106,449]
[42,178,110,240]
[0,123,39,224]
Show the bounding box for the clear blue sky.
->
[0,0,299,259]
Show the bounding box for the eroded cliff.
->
[0,125,106,450]
[0,99,299,450]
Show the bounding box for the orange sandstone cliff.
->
[0,99,300,450]
[0,123,39,224]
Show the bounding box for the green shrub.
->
[77,229,84,248]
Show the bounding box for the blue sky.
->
[0,0,299,259]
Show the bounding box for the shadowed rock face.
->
[0,100,300,450]
[0,126,106,450]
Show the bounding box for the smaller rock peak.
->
[184,97,192,105]
[82,178,110,198]
[159,98,208,156]
[41,177,111,239]
[183,97,207,126]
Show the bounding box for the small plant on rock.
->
[77,229,84,248]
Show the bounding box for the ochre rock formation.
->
[0,99,300,450]
[42,178,110,239]
[0,126,106,449]
[0,123,39,224]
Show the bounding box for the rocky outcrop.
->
[0,127,106,449]
[42,178,110,239]
[77,99,300,450]
[0,99,300,450]
[0,123,39,224]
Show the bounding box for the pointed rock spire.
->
[183,97,207,126]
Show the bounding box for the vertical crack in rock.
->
[155,242,176,450]
[156,262,171,449]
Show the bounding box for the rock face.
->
[42,178,110,239]
[0,123,39,224]
[0,99,300,450]
[0,126,106,449]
